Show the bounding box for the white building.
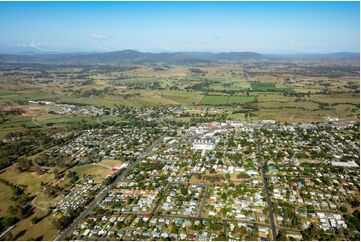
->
[192,139,215,151]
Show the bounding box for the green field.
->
[71,164,110,183]
[200,95,255,105]
[200,95,228,105]
[227,96,255,104]
[160,90,203,105]
[0,165,55,195]
[227,113,246,121]
[0,90,57,104]
[206,79,251,91]
[250,82,291,92]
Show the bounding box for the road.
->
[197,184,209,218]
[151,183,171,215]
[55,135,165,241]
[0,225,16,240]
[254,128,278,240]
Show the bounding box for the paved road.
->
[223,219,228,240]
[55,135,165,241]
[150,183,171,216]
[0,225,16,240]
[197,184,209,218]
[254,128,278,241]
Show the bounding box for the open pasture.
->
[200,95,255,105]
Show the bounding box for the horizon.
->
[0,1,359,54]
[1,48,360,56]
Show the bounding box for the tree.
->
[54,169,60,180]
[277,230,288,241]
[339,206,348,213]
[30,216,39,224]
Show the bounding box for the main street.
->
[55,135,165,241]
[254,128,278,241]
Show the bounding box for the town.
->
[0,2,359,240]
[42,117,358,241]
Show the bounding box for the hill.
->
[0,50,359,65]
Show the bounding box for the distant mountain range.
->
[0,49,359,65]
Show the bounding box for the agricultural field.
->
[160,90,204,105]
[227,96,255,104]
[200,95,255,105]
[200,95,229,105]
[206,79,251,91]
[250,82,291,92]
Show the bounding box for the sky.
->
[0,1,359,54]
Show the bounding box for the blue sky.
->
[0,1,359,53]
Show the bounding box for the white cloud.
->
[91,34,115,51]
[91,34,113,41]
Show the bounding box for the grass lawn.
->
[100,159,122,168]
[0,165,54,194]
[227,113,246,121]
[71,164,110,183]
[0,182,13,215]
[10,208,58,241]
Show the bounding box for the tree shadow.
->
[13,229,27,240]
